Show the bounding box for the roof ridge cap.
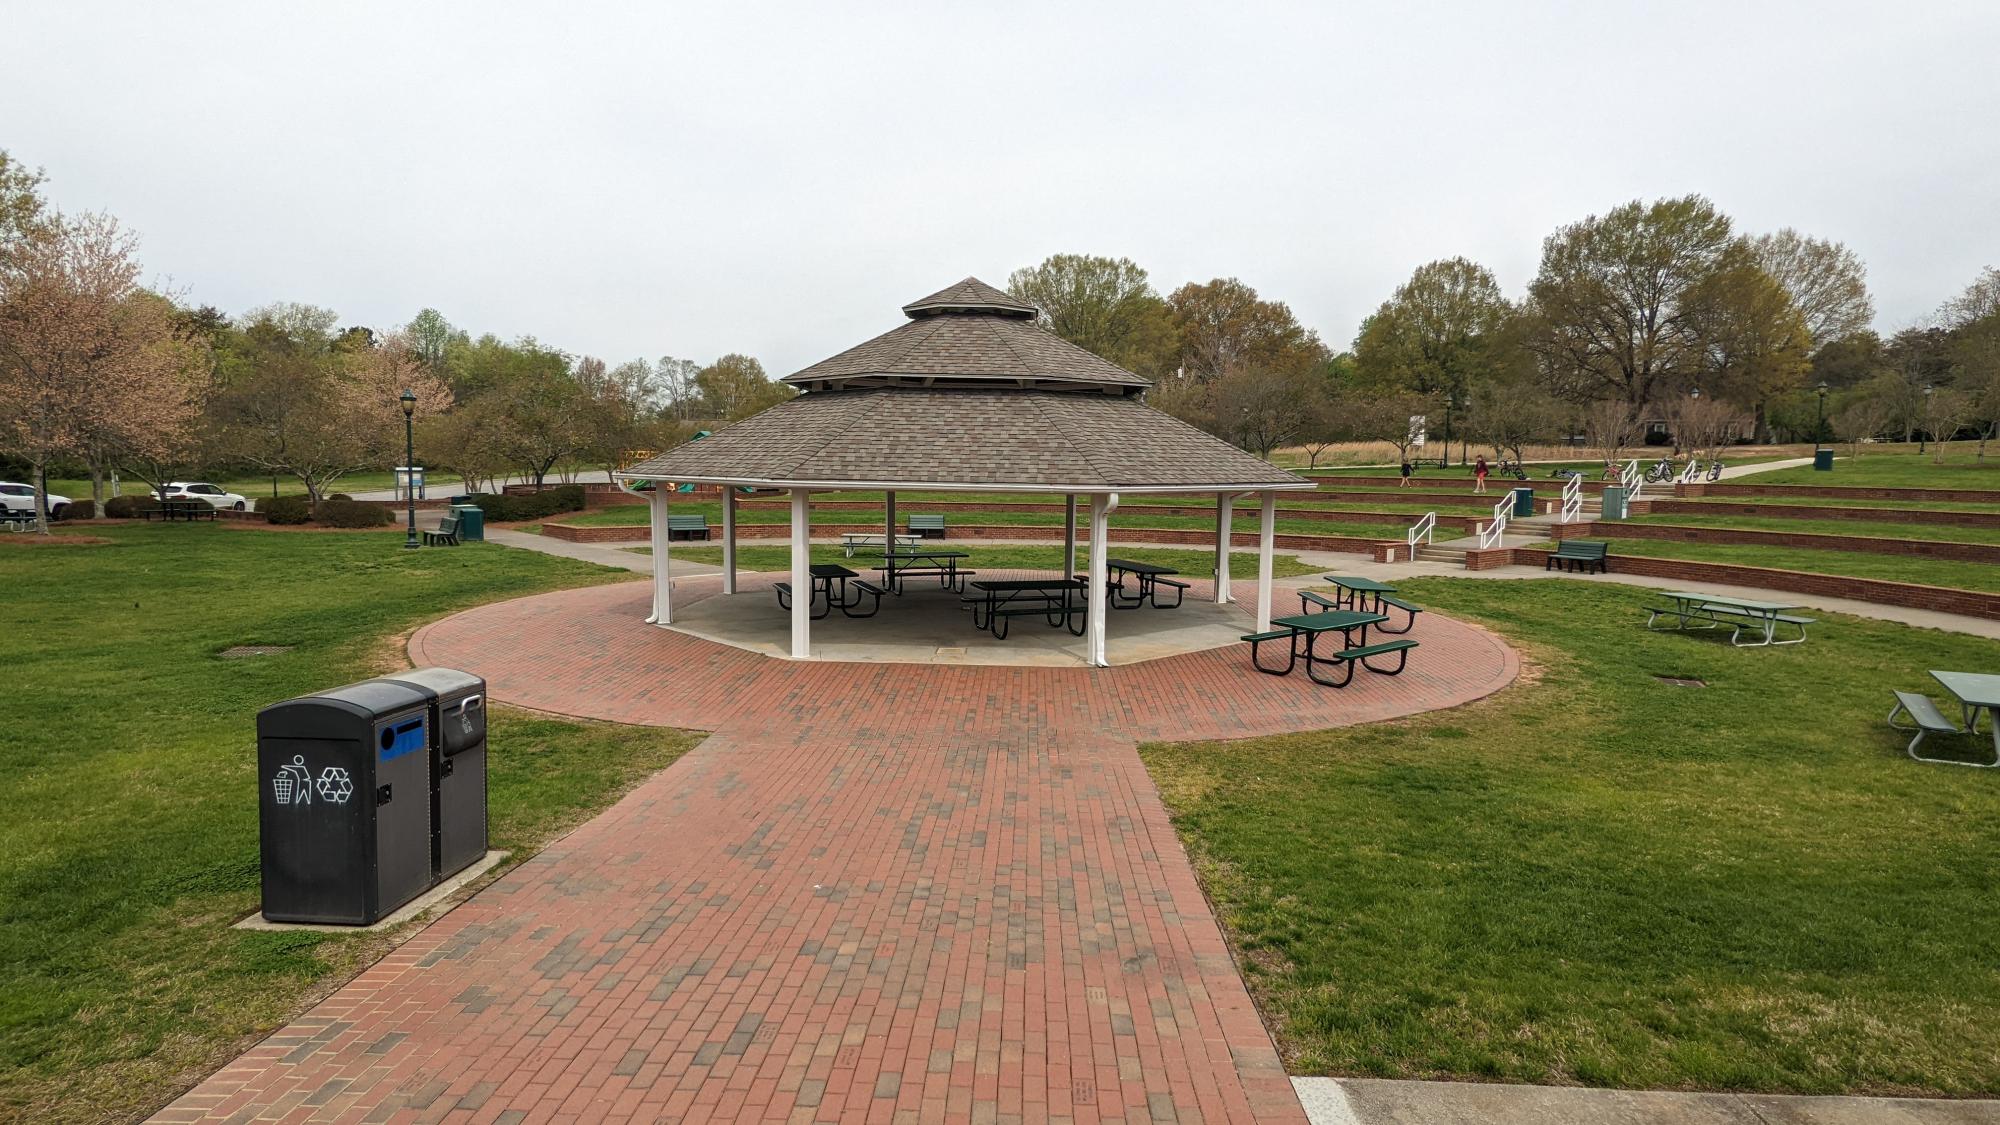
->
[1024,393,1115,488]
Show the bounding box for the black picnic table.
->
[776,564,881,620]
[1321,575,1396,614]
[967,578,1087,639]
[868,549,973,594]
[1105,558,1185,609]
[142,499,218,522]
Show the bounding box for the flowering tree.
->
[0,212,202,527]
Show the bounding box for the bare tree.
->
[1580,399,1639,465]
[1750,229,1874,347]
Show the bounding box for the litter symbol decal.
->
[273,755,312,805]
[315,766,355,805]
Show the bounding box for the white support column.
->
[721,486,738,595]
[790,488,811,659]
[1086,493,1118,667]
[885,490,896,560]
[649,488,674,625]
[1063,494,1078,577]
[1256,491,1276,631]
[1214,491,1234,603]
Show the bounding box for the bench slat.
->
[1329,639,1419,661]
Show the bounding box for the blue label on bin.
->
[379,717,426,762]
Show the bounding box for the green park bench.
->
[1547,539,1609,573]
[423,515,461,547]
[907,514,946,539]
[666,514,710,541]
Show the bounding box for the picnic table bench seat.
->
[666,514,710,541]
[1888,690,1972,761]
[423,515,461,546]
[1376,595,1423,635]
[907,514,946,539]
[1298,589,1338,613]
[1547,539,1609,573]
[1647,600,1815,645]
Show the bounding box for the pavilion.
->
[614,277,1316,666]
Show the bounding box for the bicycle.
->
[1492,457,1529,481]
[1706,460,1723,482]
[1643,458,1677,483]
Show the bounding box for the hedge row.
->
[466,485,584,522]
[260,496,392,527]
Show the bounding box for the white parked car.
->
[157,482,253,511]
[0,481,69,520]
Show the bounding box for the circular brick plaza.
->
[411,573,1519,740]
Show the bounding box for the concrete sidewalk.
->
[1296,1077,2000,1123]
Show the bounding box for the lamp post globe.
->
[400,388,419,550]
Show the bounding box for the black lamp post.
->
[1920,384,1933,454]
[1814,381,1829,449]
[400,389,419,550]
[1441,394,1455,469]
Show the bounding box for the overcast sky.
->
[8,1,1998,374]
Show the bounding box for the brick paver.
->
[160,576,1515,1123]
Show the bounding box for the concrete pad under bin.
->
[235,849,507,933]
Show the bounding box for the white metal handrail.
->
[1560,472,1583,523]
[1678,458,1701,484]
[1406,511,1437,558]
[1622,458,1645,503]
[1476,496,1511,549]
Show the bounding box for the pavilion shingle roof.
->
[620,389,1311,491]
[782,313,1151,390]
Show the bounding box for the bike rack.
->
[1560,473,1583,523]
[1406,511,1437,558]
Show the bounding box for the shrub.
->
[316,499,393,528]
[469,485,584,523]
[54,500,96,520]
[327,493,353,502]
[104,495,151,519]
[263,496,313,525]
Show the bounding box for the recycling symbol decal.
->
[314,766,355,805]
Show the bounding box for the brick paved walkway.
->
[160,577,1515,1124]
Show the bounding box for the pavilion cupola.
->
[781,277,1152,396]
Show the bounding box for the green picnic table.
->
[1241,610,1418,687]
[1322,575,1397,614]
[1645,591,1815,647]
[1928,670,2000,767]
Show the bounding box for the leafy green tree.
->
[1749,229,1874,347]
[404,308,466,379]
[1006,254,1177,376]
[1524,195,1751,412]
[1691,263,1813,439]
[1167,277,1326,383]
[696,353,791,421]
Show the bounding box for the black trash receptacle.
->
[1814,448,1834,471]
[1511,487,1535,517]
[258,681,434,924]
[379,668,488,881]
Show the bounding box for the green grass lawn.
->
[1737,449,2000,489]
[1142,577,2000,1095]
[563,501,1414,540]
[1664,494,2000,513]
[1626,513,2000,546]
[1581,537,2000,594]
[0,526,699,1122]
[630,543,1326,579]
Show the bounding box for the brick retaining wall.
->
[1678,481,2000,503]
[1472,547,2000,619]
[1552,521,2000,564]
[1633,499,2000,529]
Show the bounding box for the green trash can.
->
[450,503,485,542]
[1813,448,1834,471]
[1600,486,1628,520]
[1511,487,1535,517]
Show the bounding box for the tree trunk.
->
[89,465,105,519]
[31,459,50,535]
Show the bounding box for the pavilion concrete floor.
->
[667,578,1254,667]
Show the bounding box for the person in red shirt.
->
[1473,455,1490,494]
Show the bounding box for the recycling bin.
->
[378,668,488,881]
[1511,487,1535,517]
[258,680,434,924]
[1600,485,1628,520]
[450,503,485,541]
[1813,448,1834,471]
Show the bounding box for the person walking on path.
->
[1473,455,1490,494]
[1399,458,1413,488]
